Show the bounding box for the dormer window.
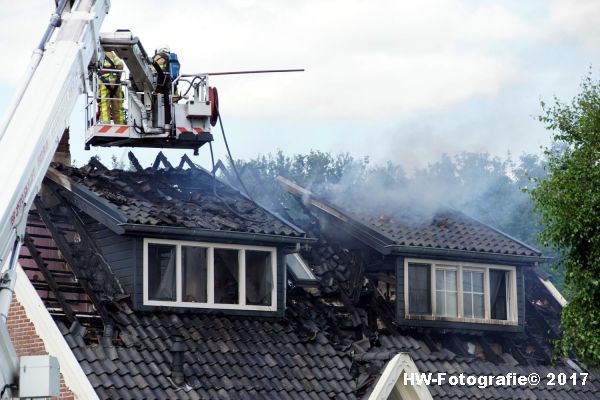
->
[143,239,277,311]
[404,259,517,325]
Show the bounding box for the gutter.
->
[385,244,550,264]
[120,223,317,245]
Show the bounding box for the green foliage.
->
[530,74,600,366]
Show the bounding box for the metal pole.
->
[180,68,304,77]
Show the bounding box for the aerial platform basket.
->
[85,31,217,154]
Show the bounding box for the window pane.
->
[445,270,457,291]
[463,271,472,292]
[473,293,485,318]
[463,270,484,318]
[286,253,317,283]
[490,270,508,320]
[463,293,472,317]
[436,269,444,289]
[182,246,207,303]
[446,292,457,317]
[408,263,431,315]
[148,244,176,301]
[473,271,484,293]
[435,268,457,317]
[246,251,273,306]
[436,291,444,315]
[214,248,239,304]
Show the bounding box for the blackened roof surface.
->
[360,209,541,257]
[45,240,600,400]
[53,158,303,238]
[21,171,598,400]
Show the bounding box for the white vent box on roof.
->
[18,355,60,398]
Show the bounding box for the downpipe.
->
[0,241,22,399]
[0,241,21,324]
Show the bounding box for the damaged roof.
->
[15,158,597,399]
[277,177,542,260]
[360,209,541,258]
[20,214,600,400]
[50,153,306,241]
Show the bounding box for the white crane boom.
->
[0,0,109,397]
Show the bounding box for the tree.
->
[530,74,600,366]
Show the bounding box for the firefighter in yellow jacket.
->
[98,51,124,124]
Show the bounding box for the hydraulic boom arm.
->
[0,0,109,397]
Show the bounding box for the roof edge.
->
[386,244,549,264]
[120,223,317,244]
[45,167,128,232]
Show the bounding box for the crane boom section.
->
[0,0,108,268]
[0,1,109,397]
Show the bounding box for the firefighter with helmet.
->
[151,44,181,105]
[153,44,171,74]
[98,51,125,124]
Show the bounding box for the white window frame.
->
[434,266,458,318]
[143,238,277,311]
[462,268,485,319]
[404,258,518,325]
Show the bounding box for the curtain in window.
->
[408,263,431,314]
[214,249,239,304]
[246,251,272,306]
[182,246,208,302]
[154,246,176,300]
[490,270,508,320]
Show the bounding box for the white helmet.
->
[157,43,170,54]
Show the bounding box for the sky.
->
[0,0,598,171]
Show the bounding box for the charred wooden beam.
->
[212,159,234,182]
[24,233,77,324]
[33,196,112,326]
[178,153,197,170]
[53,191,126,296]
[89,156,108,171]
[152,151,173,170]
[127,151,143,172]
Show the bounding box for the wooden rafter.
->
[33,196,111,326]
[23,233,77,324]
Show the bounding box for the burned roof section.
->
[278,176,542,260]
[51,153,306,240]
[25,213,599,400]
[361,209,541,258]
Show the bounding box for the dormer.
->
[44,155,313,317]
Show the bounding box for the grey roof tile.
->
[24,166,600,400]
[53,161,305,239]
[358,209,541,257]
